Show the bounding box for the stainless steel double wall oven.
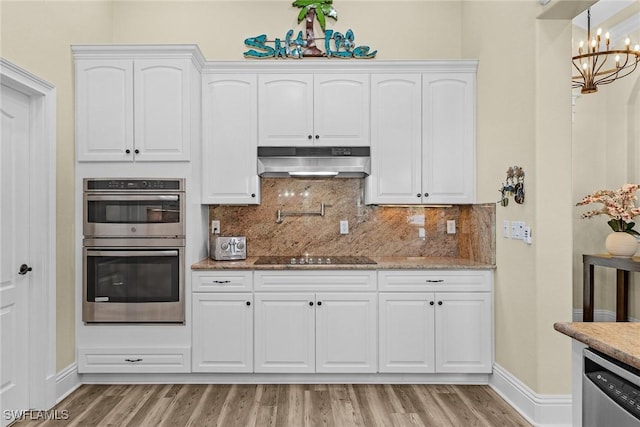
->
[83,178,185,323]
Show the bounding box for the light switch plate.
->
[211,220,220,234]
[340,220,349,234]
[503,220,510,238]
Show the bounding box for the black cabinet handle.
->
[125,358,142,363]
[438,301,443,306]
[309,301,314,306]
[426,279,444,283]
[125,149,131,154]
[429,301,435,306]
[18,264,32,275]
[246,301,251,306]
[213,280,231,284]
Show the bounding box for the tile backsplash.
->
[209,178,495,264]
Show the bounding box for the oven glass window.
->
[86,251,180,303]
[87,198,181,224]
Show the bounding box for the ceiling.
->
[572,0,640,43]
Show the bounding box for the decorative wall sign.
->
[244,0,377,59]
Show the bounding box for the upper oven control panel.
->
[85,178,184,191]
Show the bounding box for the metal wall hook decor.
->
[498,166,525,206]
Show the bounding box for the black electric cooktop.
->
[254,255,377,265]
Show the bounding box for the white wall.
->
[1,0,577,396]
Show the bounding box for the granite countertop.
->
[191,256,496,270]
[554,322,640,370]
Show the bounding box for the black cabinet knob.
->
[317,301,322,306]
[309,301,314,306]
[424,193,429,198]
[308,135,312,140]
[429,301,435,306]
[134,149,140,154]
[125,149,131,154]
[251,193,256,198]
[246,301,251,306]
[417,193,421,198]
[438,301,443,306]
[315,135,319,139]
[18,264,32,275]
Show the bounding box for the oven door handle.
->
[86,250,179,257]
[85,195,179,202]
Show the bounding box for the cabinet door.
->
[314,74,370,146]
[258,74,313,146]
[254,293,315,373]
[315,293,377,373]
[192,293,253,373]
[134,59,191,161]
[378,293,435,373]
[365,74,422,204]
[202,74,260,204]
[434,292,492,373]
[76,60,134,161]
[422,73,476,203]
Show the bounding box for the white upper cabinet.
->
[76,60,134,161]
[366,74,422,204]
[202,74,260,204]
[74,46,202,162]
[422,73,476,204]
[366,66,477,205]
[133,60,192,161]
[258,74,369,146]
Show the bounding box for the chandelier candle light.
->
[572,9,640,94]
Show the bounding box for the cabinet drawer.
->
[192,271,253,292]
[378,270,492,292]
[78,347,190,373]
[254,270,377,291]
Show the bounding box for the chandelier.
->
[572,9,640,94]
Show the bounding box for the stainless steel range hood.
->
[257,146,371,178]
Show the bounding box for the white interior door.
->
[0,84,31,426]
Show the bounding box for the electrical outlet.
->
[418,227,426,238]
[446,220,456,234]
[340,220,349,234]
[503,220,510,238]
[211,220,220,234]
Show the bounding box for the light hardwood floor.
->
[13,384,531,427]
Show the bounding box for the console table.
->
[583,254,639,322]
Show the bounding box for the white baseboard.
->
[56,363,81,403]
[489,364,572,427]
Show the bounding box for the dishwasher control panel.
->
[587,370,640,419]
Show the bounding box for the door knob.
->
[18,264,32,275]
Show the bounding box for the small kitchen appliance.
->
[210,235,247,261]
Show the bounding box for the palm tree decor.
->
[293,0,337,57]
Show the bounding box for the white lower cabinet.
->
[378,270,493,374]
[254,292,377,373]
[192,293,253,372]
[192,271,254,373]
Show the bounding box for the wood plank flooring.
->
[13,384,531,427]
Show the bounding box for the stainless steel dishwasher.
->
[583,348,640,426]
